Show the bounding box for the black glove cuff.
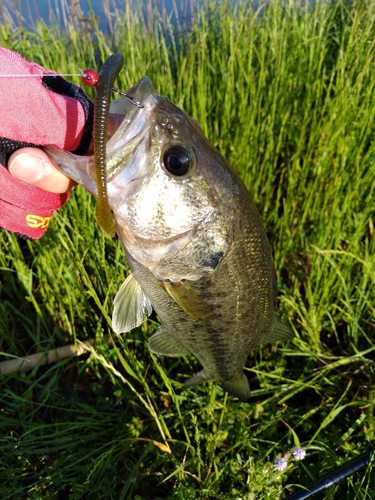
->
[0,138,37,168]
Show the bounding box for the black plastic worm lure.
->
[93,52,124,237]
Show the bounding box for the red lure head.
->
[81,68,100,87]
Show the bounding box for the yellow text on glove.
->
[26,214,52,229]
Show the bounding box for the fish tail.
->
[221,372,251,401]
[182,370,251,401]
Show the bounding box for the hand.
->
[8,148,75,194]
[7,113,124,194]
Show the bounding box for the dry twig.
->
[0,340,93,374]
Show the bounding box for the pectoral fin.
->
[112,273,152,334]
[162,281,212,321]
[262,319,294,343]
[148,326,190,357]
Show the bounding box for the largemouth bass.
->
[45,57,293,401]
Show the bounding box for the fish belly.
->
[125,214,277,400]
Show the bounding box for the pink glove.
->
[0,48,94,238]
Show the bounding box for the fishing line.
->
[0,73,82,77]
[0,69,144,107]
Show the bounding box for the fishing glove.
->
[0,48,94,239]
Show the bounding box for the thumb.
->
[8,147,75,194]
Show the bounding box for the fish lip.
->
[109,76,155,121]
[105,77,156,181]
[123,76,154,108]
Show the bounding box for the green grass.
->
[1,0,375,498]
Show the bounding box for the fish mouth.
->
[104,76,156,182]
[43,76,156,195]
[110,76,154,114]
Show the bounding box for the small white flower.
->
[292,447,306,461]
[274,456,288,471]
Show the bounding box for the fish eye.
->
[163,146,192,177]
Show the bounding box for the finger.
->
[8,148,76,194]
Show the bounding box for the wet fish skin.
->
[45,76,293,401]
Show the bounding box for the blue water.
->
[17,0,190,32]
